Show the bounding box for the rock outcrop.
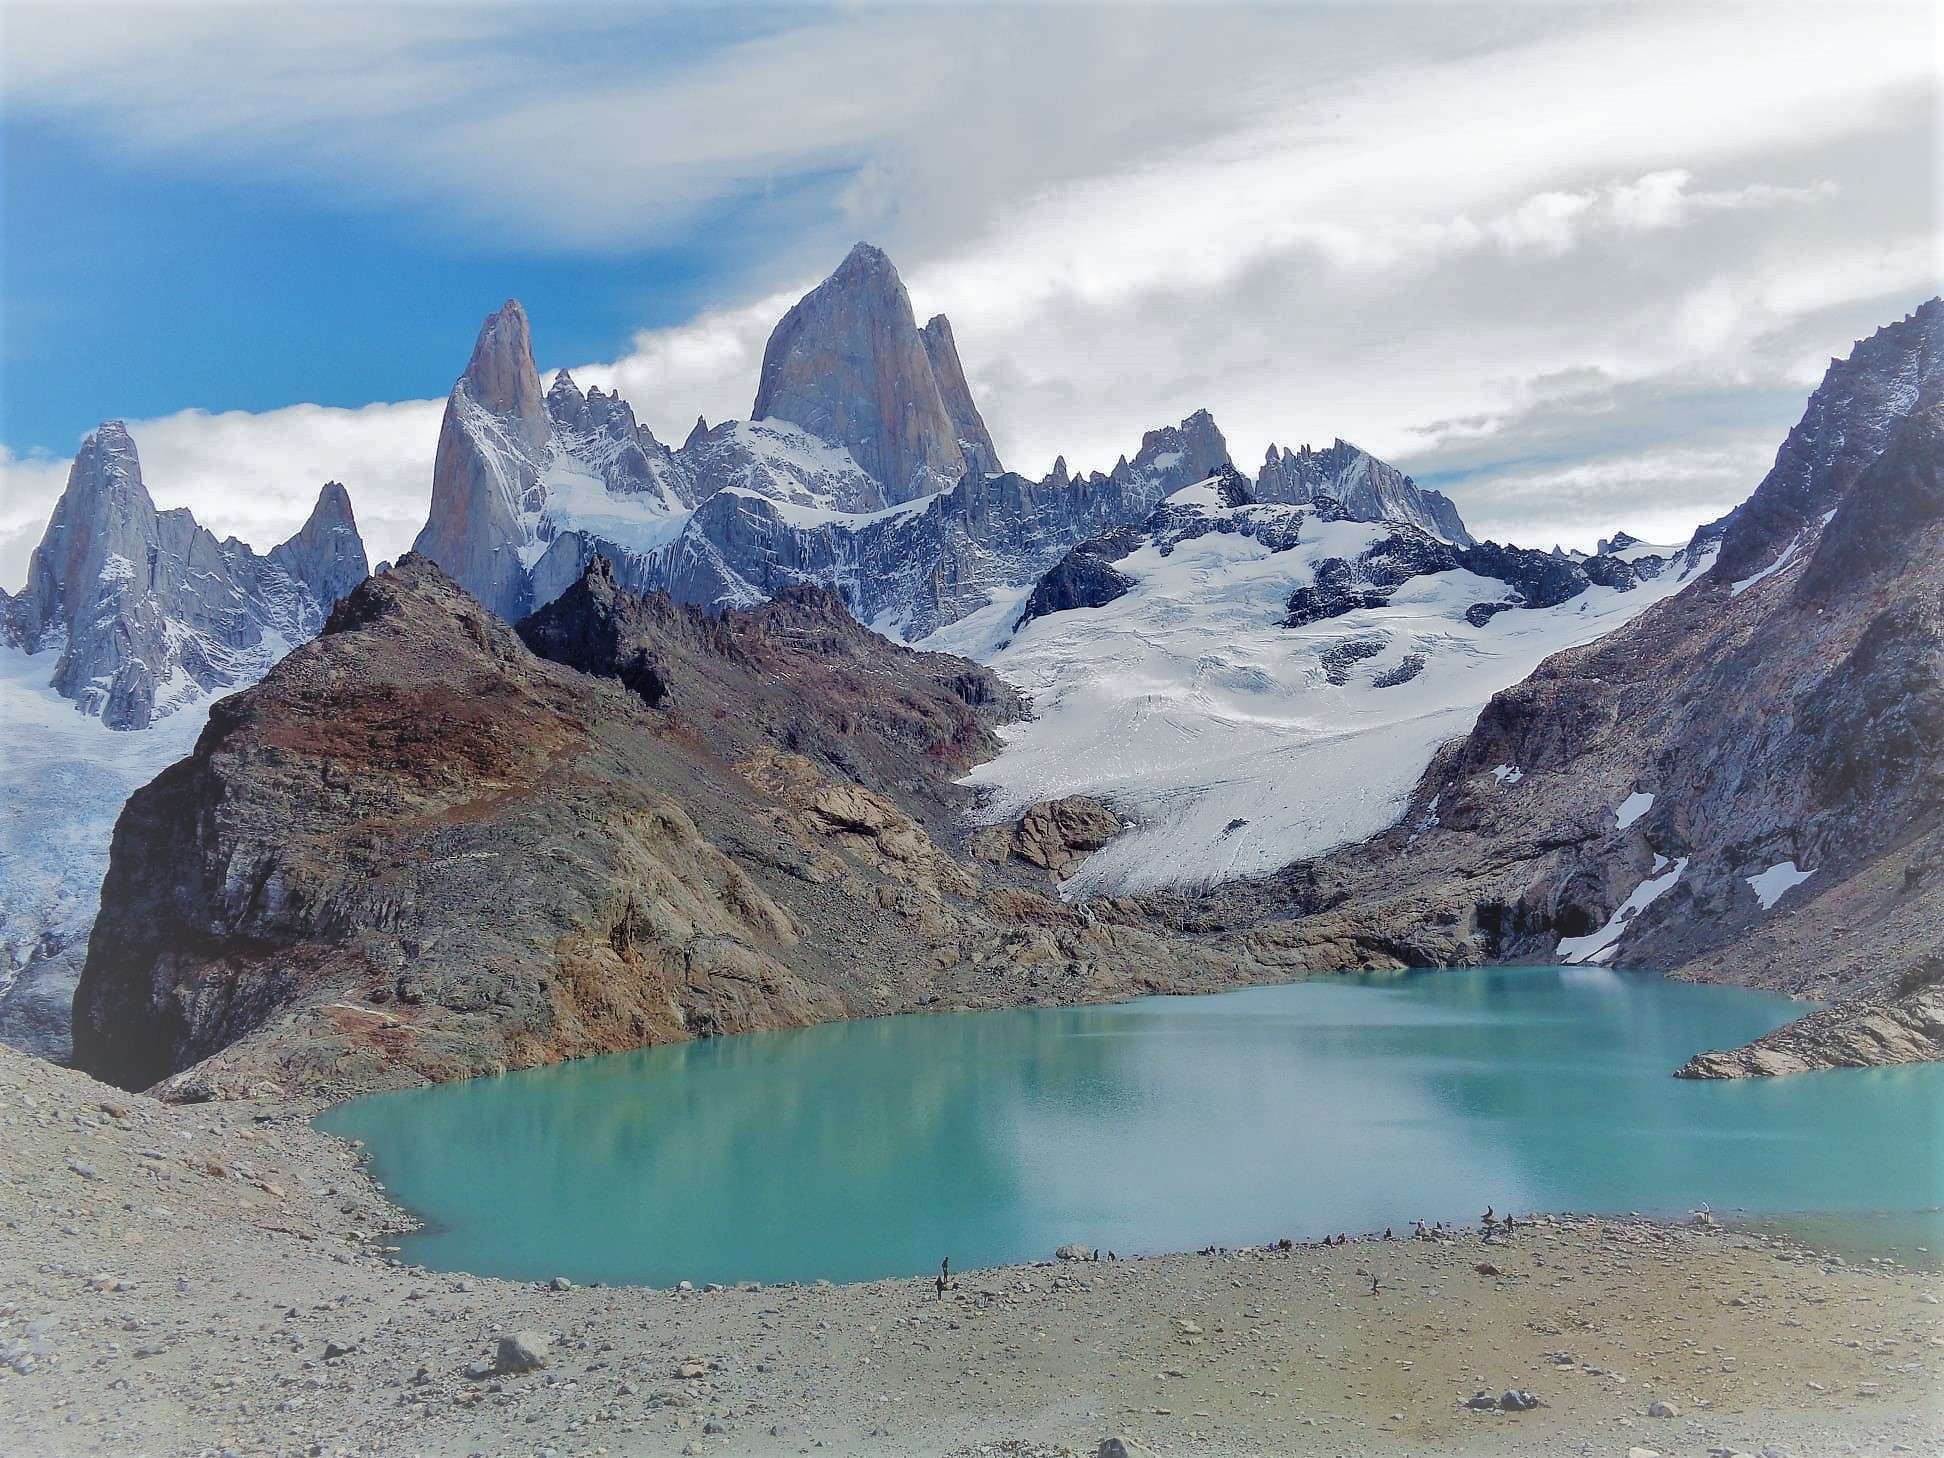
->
[1283,528,1650,627]
[1257,440,1472,545]
[5,422,369,728]
[1009,797,1126,879]
[1675,962,1944,1078]
[69,557,1234,1099]
[752,243,990,506]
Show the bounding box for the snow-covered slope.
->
[928,475,1715,897]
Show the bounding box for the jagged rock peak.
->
[269,482,370,612]
[1256,434,1472,545]
[920,312,1002,477]
[463,300,547,439]
[1117,408,1231,488]
[11,424,371,727]
[1704,295,1943,583]
[752,242,984,506]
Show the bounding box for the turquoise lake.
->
[316,968,1944,1287]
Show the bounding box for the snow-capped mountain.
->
[4,423,367,729]
[1,424,369,1057]
[923,464,1714,896]
[412,243,1490,649]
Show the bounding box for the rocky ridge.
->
[69,555,1236,1099]
[1677,960,1944,1078]
[408,245,1474,647]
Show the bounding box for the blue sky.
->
[1,118,779,455]
[1,3,1937,575]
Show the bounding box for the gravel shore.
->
[4,1044,1938,1457]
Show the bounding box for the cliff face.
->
[1177,301,1944,1007]
[69,556,1228,1099]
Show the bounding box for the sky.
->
[1,1,1938,581]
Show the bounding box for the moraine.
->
[318,968,1944,1288]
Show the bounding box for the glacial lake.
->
[317,968,1944,1287]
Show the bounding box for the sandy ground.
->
[2,1044,1939,1458]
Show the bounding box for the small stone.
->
[547,1276,573,1291]
[676,1358,709,1380]
[1646,1399,1680,1419]
[322,1340,357,1361]
[1463,1390,1498,1410]
[1097,1439,1155,1458]
[1499,1388,1539,1411]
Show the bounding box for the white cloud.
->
[2,2,1937,566]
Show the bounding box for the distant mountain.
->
[943,456,1708,896]
[1256,440,1472,545]
[4,422,368,729]
[753,241,999,503]
[0,423,368,1060]
[410,243,1484,650]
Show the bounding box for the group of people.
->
[926,1205,1531,1297]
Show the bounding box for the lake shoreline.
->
[6,1042,1940,1458]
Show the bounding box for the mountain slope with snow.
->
[929,472,1713,895]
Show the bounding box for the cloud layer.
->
[3,2,1937,580]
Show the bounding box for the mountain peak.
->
[751,244,988,505]
[836,240,896,278]
[461,299,547,448]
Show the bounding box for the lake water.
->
[317,968,1944,1287]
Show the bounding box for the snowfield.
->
[928,481,1716,897]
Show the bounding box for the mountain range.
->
[4,242,1939,1085]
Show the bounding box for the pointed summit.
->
[463,300,549,453]
[412,300,552,620]
[920,314,1002,477]
[269,482,370,612]
[10,425,370,728]
[751,242,991,506]
[12,421,158,658]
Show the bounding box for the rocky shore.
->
[5,1045,1939,1458]
[1678,966,1944,1078]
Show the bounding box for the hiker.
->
[1370,1273,1381,1296]
[1384,1227,1393,1240]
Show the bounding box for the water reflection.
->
[318,968,1944,1286]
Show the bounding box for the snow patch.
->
[1614,790,1654,830]
[1491,764,1524,785]
[1747,859,1814,910]
[1556,857,1689,966]
[1730,531,1805,597]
